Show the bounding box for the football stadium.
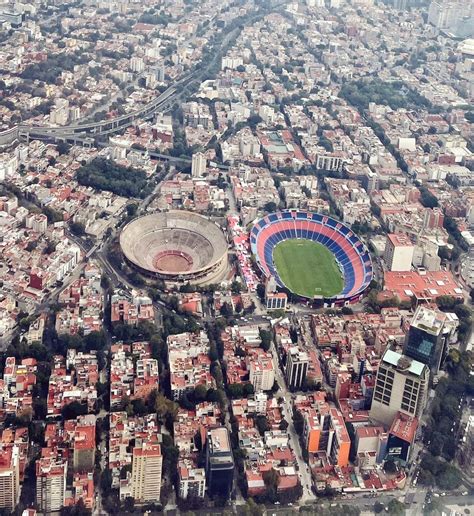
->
[120,211,228,285]
[250,210,373,304]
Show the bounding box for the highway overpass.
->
[0,71,197,146]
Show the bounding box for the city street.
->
[269,338,316,503]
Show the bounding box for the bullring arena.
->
[119,211,229,285]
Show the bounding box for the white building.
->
[26,213,48,233]
[191,152,206,178]
[428,0,463,29]
[0,153,18,181]
[130,56,145,73]
[315,154,344,172]
[36,457,67,513]
[221,55,243,70]
[266,292,288,310]
[249,357,275,392]
[384,233,414,271]
[0,445,20,511]
[178,461,206,499]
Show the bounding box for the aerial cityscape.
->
[0,0,473,515]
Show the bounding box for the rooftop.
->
[382,349,427,378]
[389,412,418,444]
[133,443,161,458]
[387,233,413,248]
[410,305,446,336]
[356,426,385,439]
[383,270,463,302]
[208,427,231,454]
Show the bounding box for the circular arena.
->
[250,210,373,305]
[120,211,228,284]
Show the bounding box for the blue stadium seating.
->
[250,210,373,301]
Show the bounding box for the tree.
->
[339,79,430,111]
[100,468,113,494]
[242,498,263,516]
[442,436,456,461]
[230,279,241,294]
[84,331,107,351]
[279,419,289,431]
[259,329,272,352]
[436,464,462,490]
[70,221,86,236]
[17,407,33,424]
[61,401,88,420]
[126,203,138,218]
[293,410,304,434]
[436,295,460,311]
[423,499,442,515]
[263,201,277,213]
[76,157,152,198]
[386,499,405,515]
[453,304,471,320]
[302,377,320,392]
[220,302,233,317]
[56,141,71,155]
[25,240,38,252]
[208,343,219,362]
[122,497,135,513]
[384,460,398,474]
[271,380,280,394]
[255,415,270,436]
[131,398,148,416]
[155,393,178,428]
[177,494,205,512]
[205,387,220,403]
[243,382,255,397]
[262,468,279,503]
[429,433,445,456]
[227,383,244,399]
[193,384,208,402]
[418,468,435,487]
[161,433,179,482]
[278,481,303,504]
[44,240,56,254]
[60,499,91,516]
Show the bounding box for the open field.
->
[273,239,344,298]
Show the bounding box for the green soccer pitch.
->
[272,239,344,298]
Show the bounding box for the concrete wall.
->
[0,127,19,148]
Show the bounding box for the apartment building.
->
[130,444,163,504]
[384,233,414,272]
[36,453,67,513]
[249,355,275,392]
[286,347,309,390]
[205,427,234,496]
[370,349,429,427]
[0,445,20,511]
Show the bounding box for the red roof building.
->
[382,270,464,302]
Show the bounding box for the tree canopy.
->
[76,158,152,199]
[339,79,431,111]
